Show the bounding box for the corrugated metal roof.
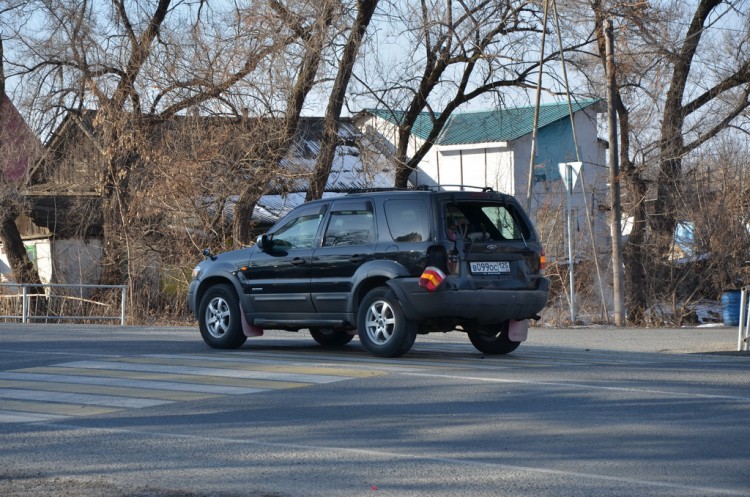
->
[367,99,601,146]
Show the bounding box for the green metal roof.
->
[367,99,601,146]
[365,109,437,140]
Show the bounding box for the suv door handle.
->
[350,255,365,263]
[290,258,306,265]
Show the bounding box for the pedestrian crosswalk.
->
[0,354,381,424]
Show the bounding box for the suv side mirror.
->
[256,234,273,252]
[202,248,216,260]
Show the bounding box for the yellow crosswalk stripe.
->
[15,366,309,390]
[0,354,383,424]
[119,356,381,378]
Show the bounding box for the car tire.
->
[310,328,355,347]
[357,287,417,357]
[467,321,520,355]
[198,285,247,349]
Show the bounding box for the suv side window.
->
[271,204,327,249]
[323,200,375,247]
[384,199,430,242]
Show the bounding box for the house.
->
[26,111,395,228]
[354,99,609,259]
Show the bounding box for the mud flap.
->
[240,306,264,337]
[508,319,529,342]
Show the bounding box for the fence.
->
[0,283,127,325]
[736,286,750,352]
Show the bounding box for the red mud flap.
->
[240,308,264,337]
[508,319,529,342]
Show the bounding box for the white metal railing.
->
[737,287,750,352]
[0,283,127,325]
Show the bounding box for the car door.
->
[241,202,328,315]
[311,199,376,314]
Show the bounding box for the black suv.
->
[188,187,549,357]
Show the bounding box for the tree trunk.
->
[0,207,42,286]
[233,182,265,247]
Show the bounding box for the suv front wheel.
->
[198,285,247,349]
[357,287,417,357]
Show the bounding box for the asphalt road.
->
[0,323,748,497]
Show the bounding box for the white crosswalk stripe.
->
[0,354,378,424]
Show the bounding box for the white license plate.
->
[470,261,510,274]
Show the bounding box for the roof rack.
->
[345,185,495,194]
[416,184,495,192]
[345,187,415,194]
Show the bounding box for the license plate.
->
[470,261,510,274]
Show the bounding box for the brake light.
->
[419,266,446,292]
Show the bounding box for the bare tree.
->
[232,0,340,244]
[351,0,583,188]
[585,0,750,322]
[306,0,379,201]
[6,0,292,285]
[653,0,750,255]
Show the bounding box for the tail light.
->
[539,248,546,274]
[419,266,446,292]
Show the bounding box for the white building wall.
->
[487,149,515,194]
[34,240,52,283]
[52,239,103,286]
[0,238,102,289]
[416,145,515,192]
[0,239,53,285]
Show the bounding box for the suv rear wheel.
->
[467,322,520,355]
[309,328,355,347]
[357,287,417,357]
[198,285,247,349]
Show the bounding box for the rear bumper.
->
[388,277,549,324]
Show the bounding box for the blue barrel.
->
[721,290,742,326]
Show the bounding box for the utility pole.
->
[605,19,626,326]
[526,0,549,215]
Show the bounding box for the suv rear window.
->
[384,199,430,242]
[445,202,531,241]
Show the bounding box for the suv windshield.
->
[444,202,530,242]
